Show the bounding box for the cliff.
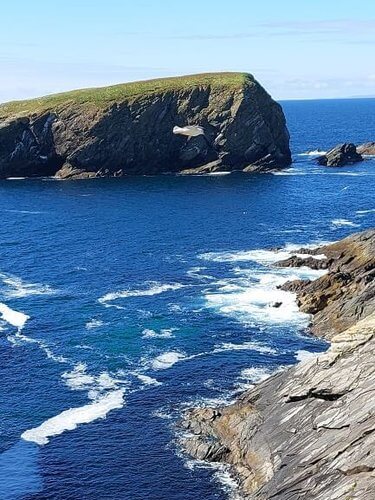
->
[181,229,375,499]
[0,73,291,179]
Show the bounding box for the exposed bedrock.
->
[0,73,291,179]
[357,142,375,156]
[317,143,363,167]
[180,229,375,499]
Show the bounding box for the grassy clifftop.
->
[0,72,252,118]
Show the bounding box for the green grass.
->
[0,72,253,118]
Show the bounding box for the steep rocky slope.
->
[0,73,291,179]
[181,229,375,499]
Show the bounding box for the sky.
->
[1,0,375,102]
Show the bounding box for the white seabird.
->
[173,125,204,137]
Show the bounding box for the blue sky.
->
[1,0,375,102]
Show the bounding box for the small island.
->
[0,73,291,179]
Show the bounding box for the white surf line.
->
[331,218,360,228]
[0,272,56,299]
[199,241,331,332]
[356,208,375,215]
[148,340,278,372]
[297,150,327,157]
[0,302,29,330]
[21,389,125,445]
[98,282,185,308]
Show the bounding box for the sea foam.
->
[142,328,177,339]
[331,218,360,228]
[0,303,29,329]
[201,244,328,327]
[21,389,125,445]
[151,351,186,369]
[99,282,184,307]
[0,273,55,298]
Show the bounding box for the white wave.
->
[42,345,69,364]
[4,209,45,214]
[200,249,290,263]
[136,374,162,386]
[212,465,242,500]
[0,303,29,329]
[99,282,184,307]
[21,389,125,445]
[186,266,213,280]
[151,351,186,370]
[295,350,320,363]
[356,208,375,215]
[214,342,277,355]
[331,218,360,228]
[200,244,328,265]
[85,318,104,330]
[6,177,27,180]
[240,366,274,383]
[61,363,95,390]
[272,169,309,176]
[152,408,173,420]
[207,171,231,176]
[204,272,310,327]
[141,328,177,339]
[0,273,55,298]
[298,150,327,156]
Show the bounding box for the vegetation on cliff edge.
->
[0,72,253,118]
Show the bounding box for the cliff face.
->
[0,73,291,179]
[181,229,375,499]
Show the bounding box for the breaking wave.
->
[99,282,184,307]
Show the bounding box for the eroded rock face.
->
[0,73,291,179]
[180,229,375,499]
[317,143,363,167]
[357,142,375,155]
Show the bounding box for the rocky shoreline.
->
[180,229,375,499]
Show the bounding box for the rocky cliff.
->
[181,229,375,499]
[0,73,291,179]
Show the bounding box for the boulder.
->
[317,143,363,167]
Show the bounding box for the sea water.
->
[0,98,374,499]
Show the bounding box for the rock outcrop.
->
[357,142,375,156]
[317,143,363,167]
[0,73,291,179]
[180,229,375,499]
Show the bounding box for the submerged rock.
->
[0,73,291,179]
[180,229,375,499]
[317,143,363,167]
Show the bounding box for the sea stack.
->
[0,73,291,179]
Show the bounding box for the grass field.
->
[0,72,253,118]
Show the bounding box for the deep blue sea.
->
[0,98,374,500]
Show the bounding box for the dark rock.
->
[317,143,363,167]
[0,73,292,179]
[275,255,329,270]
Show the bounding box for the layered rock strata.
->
[181,229,375,499]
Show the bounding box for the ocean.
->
[0,98,374,500]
